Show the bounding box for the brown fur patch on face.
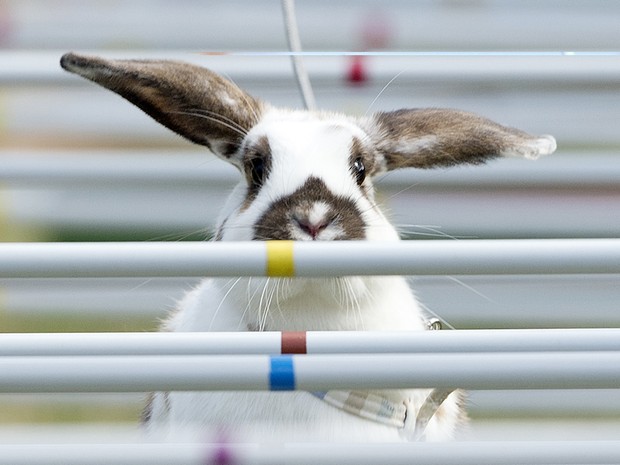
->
[348,137,379,199]
[253,177,366,240]
[349,137,377,176]
[240,135,272,212]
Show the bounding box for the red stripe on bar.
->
[281,331,307,354]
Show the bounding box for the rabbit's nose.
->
[293,215,330,240]
[291,201,336,240]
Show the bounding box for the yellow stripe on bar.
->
[266,241,295,277]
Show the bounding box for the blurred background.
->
[0,0,619,442]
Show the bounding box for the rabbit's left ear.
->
[60,53,263,160]
[364,108,556,172]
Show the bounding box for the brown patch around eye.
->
[350,137,377,171]
[240,135,272,212]
[349,137,377,197]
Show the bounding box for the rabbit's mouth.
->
[253,177,366,241]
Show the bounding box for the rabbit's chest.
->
[157,277,463,442]
[171,276,426,332]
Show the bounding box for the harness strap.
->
[312,318,455,441]
[312,390,407,428]
[311,387,455,439]
[311,318,456,440]
[410,387,456,441]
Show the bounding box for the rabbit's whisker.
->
[209,277,244,330]
[444,276,497,305]
[395,224,469,241]
[215,71,262,125]
[146,227,211,242]
[186,107,250,136]
[171,110,248,139]
[364,69,406,117]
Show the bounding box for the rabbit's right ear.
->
[60,53,263,161]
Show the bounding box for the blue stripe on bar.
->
[269,355,296,391]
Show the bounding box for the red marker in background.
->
[347,55,368,84]
[346,9,393,86]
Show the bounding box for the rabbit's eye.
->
[247,156,265,188]
[352,157,366,185]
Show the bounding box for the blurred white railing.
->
[2,151,620,239]
[2,440,620,465]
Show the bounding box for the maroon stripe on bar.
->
[281,331,307,354]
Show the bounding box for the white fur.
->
[151,276,463,442]
[148,108,464,442]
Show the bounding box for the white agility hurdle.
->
[1,239,620,278]
[2,351,620,393]
[1,441,620,465]
[2,329,620,356]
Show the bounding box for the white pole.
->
[3,50,620,86]
[1,351,619,393]
[2,329,620,356]
[0,443,204,465]
[0,332,280,356]
[1,441,620,465]
[1,152,618,189]
[1,239,619,278]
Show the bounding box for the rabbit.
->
[60,52,556,442]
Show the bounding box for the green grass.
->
[0,400,144,424]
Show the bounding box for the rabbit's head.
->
[61,53,556,244]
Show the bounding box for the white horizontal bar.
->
[0,277,194,317]
[237,51,620,57]
[0,332,276,356]
[0,151,235,187]
[2,329,620,356]
[1,441,620,465]
[1,352,619,393]
[5,0,620,52]
[470,389,620,417]
[4,275,620,328]
[3,51,620,85]
[1,239,620,278]
[2,151,619,188]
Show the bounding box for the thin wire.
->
[202,50,620,57]
[281,0,317,111]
